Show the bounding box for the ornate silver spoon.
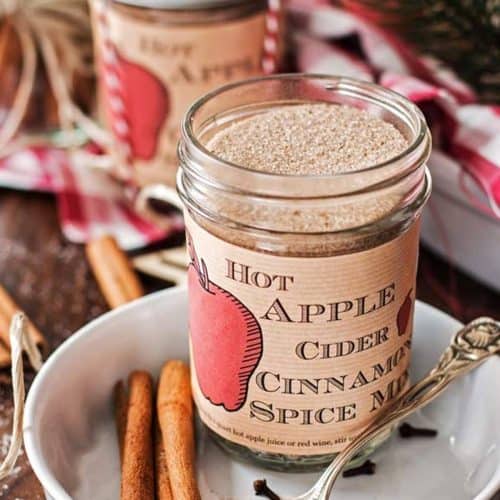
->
[272,317,500,500]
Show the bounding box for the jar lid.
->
[114,0,250,9]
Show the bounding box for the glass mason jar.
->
[177,75,431,471]
[89,0,284,188]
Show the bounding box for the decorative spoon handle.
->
[293,317,500,500]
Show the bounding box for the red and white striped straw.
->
[262,0,282,74]
[94,0,132,180]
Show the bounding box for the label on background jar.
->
[185,213,421,456]
[90,1,268,187]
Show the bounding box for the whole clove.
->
[399,422,438,439]
[254,479,281,500]
[342,460,376,478]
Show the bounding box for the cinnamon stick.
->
[157,361,200,500]
[155,422,173,500]
[116,381,174,499]
[0,21,22,124]
[121,371,154,500]
[114,380,128,463]
[86,235,144,309]
[0,284,46,355]
[0,341,10,368]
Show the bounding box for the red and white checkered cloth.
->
[0,1,498,250]
[0,147,182,249]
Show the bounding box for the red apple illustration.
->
[187,233,263,412]
[397,289,413,336]
[107,50,169,160]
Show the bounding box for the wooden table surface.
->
[0,189,498,499]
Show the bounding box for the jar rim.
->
[180,74,431,190]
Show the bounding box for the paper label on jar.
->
[185,212,421,456]
[90,1,269,187]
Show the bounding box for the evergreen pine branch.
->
[343,0,500,102]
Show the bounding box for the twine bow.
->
[0,0,111,157]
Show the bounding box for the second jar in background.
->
[89,0,284,188]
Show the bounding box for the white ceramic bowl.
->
[24,287,500,500]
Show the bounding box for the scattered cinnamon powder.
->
[208,104,408,175]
